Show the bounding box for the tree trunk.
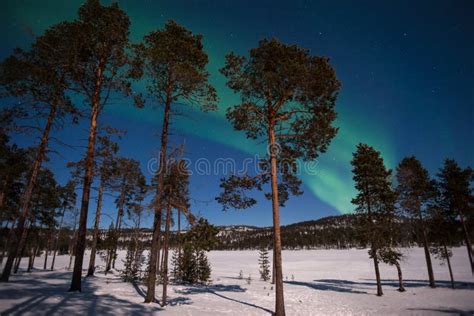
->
[43,229,53,270]
[443,243,455,289]
[268,125,285,316]
[145,94,172,303]
[156,214,162,278]
[458,211,474,275]
[69,88,101,291]
[133,212,141,279]
[365,182,383,296]
[0,221,12,265]
[419,214,436,288]
[43,244,48,270]
[51,206,67,271]
[69,60,104,291]
[87,182,104,276]
[372,249,383,296]
[13,254,21,274]
[177,208,181,256]
[0,176,9,211]
[1,104,56,282]
[68,251,74,271]
[14,221,33,274]
[105,224,115,274]
[68,214,78,271]
[395,261,405,292]
[271,247,276,285]
[13,226,30,273]
[27,247,34,272]
[111,185,126,271]
[161,198,172,306]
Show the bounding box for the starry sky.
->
[1,0,473,229]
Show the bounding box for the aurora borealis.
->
[1,0,472,227]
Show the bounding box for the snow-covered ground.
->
[1,248,473,315]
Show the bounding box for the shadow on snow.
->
[0,271,162,315]
[284,278,474,297]
[175,283,273,314]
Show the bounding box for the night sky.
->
[1,0,473,229]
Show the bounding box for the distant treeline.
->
[29,213,468,252]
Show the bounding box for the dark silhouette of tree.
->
[66,0,141,292]
[161,158,191,306]
[396,156,436,288]
[258,246,271,281]
[437,159,473,275]
[0,17,78,282]
[173,218,218,285]
[121,196,146,283]
[21,168,60,273]
[106,157,146,272]
[378,185,405,292]
[50,180,76,270]
[138,20,217,303]
[0,138,32,226]
[428,201,457,289]
[351,143,395,296]
[378,248,405,292]
[217,38,340,315]
[0,140,33,265]
[87,134,120,276]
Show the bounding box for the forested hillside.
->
[58,213,471,252]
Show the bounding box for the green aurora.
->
[2,0,397,214]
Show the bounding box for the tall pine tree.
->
[0,17,77,282]
[217,38,340,315]
[437,159,473,275]
[66,0,141,292]
[396,156,436,288]
[138,20,217,303]
[351,144,395,296]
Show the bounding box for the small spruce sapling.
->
[258,247,271,281]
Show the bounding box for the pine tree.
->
[102,222,117,275]
[378,185,405,292]
[396,156,436,288]
[138,20,218,303]
[50,180,76,271]
[196,250,211,283]
[437,159,473,275]
[66,0,142,292]
[0,139,32,265]
[171,250,183,282]
[0,15,78,282]
[217,38,340,316]
[161,158,191,306]
[378,248,405,292]
[87,134,120,276]
[16,168,61,273]
[107,157,146,272]
[0,136,31,223]
[180,243,198,284]
[173,219,218,285]
[258,246,271,281]
[122,244,138,282]
[351,143,395,296]
[121,240,144,283]
[428,193,458,289]
[121,186,146,283]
